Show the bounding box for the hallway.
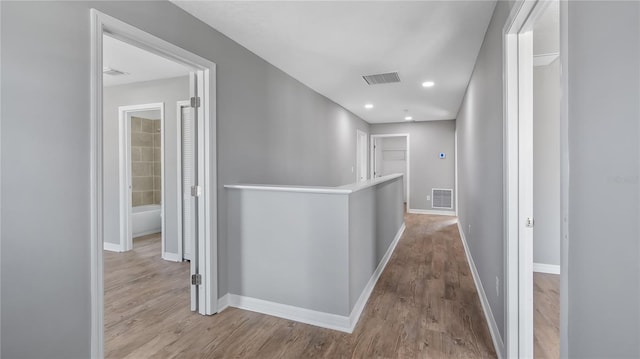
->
[104,213,496,358]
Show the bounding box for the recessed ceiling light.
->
[422,81,435,88]
[404,116,413,121]
[365,104,374,109]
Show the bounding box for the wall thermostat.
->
[439,152,446,159]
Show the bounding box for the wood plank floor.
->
[104,214,497,358]
[534,273,560,359]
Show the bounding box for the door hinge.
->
[191,274,202,286]
[526,217,535,228]
[190,96,201,108]
[191,185,202,197]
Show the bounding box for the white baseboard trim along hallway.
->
[408,208,456,216]
[457,221,504,358]
[217,223,406,333]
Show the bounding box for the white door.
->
[187,71,203,312]
[373,137,383,178]
[181,105,195,263]
[356,130,368,182]
[378,137,408,201]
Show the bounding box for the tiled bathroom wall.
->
[131,116,161,206]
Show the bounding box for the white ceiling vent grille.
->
[362,72,400,85]
[103,67,128,76]
[432,189,453,209]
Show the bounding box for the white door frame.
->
[503,1,566,357]
[90,9,218,359]
[115,103,165,255]
[370,133,410,208]
[356,129,368,182]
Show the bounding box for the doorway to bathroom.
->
[90,9,218,358]
[115,103,166,256]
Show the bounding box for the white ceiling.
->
[171,1,496,123]
[103,35,192,87]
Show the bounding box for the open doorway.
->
[504,0,564,357]
[90,10,218,358]
[531,2,561,358]
[103,34,194,356]
[111,103,166,256]
[371,134,410,205]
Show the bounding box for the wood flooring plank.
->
[534,272,560,359]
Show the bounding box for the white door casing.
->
[116,103,165,256]
[90,9,218,358]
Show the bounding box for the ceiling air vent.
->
[103,67,128,76]
[432,189,453,209]
[362,72,400,85]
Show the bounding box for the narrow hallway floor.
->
[104,213,496,358]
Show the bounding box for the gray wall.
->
[458,1,640,357]
[226,176,403,317]
[455,0,513,342]
[103,76,189,254]
[348,177,404,309]
[533,60,561,267]
[370,121,456,212]
[566,1,639,357]
[227,189,351,315]
[0,1,368,357]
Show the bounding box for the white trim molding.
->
[408,209,456,216]
[217,294,230,312]
[533,53,559,67]
[533,263,561,275]
[161,252,182,263]
[457,221,504,358]
[219,223,406,333]
[228,294,352,333]
[103,242,124,253]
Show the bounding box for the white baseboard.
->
[217,294,229,312]
[457,221,504,358]
[227,294,352,332]
[533,263,560,275]
[162,252,182,262]
[103,242,124,252]
[219,222,407,333]
[133,229,161,238]
[348,222,406,331]
[408,208,456,216]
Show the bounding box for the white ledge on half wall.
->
[224,173,403,195]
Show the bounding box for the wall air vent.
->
[103,67,128,76]
[362,72,400,85]
[432,188,453,209]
